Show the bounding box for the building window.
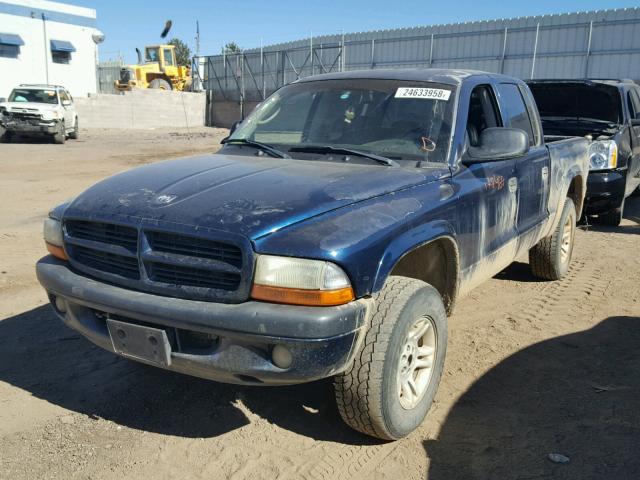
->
[0,33,24,59]
[52,50,71,64]
[50,39,76,64]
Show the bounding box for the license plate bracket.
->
[106,319,172,367]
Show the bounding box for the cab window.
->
[628,89,640,120]
[497,83,536,146]
[163,49,174,66]
[145,48,159,62]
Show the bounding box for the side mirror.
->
[464,127,529,163]
[62,100,72,107]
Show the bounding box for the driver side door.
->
[454,83,520,290]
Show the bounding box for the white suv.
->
[0,84,78,144]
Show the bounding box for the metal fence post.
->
[429,33,434,66]
[371,39,375,69]
[584,21,593,77]
[530,23,540,79]
[500,27,508,73]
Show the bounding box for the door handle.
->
[508,177,518,193]
[541,166,549,179]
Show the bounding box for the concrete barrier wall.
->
[75,89,206,129]
[205,94,259,128]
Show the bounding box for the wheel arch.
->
[566,173,585,218]
[374,232,460,315]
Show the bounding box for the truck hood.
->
[65,153,448,239]
[2,102,60,114]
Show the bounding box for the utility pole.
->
[195,20,200,56]
[41,13,49,84]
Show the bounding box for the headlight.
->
[43,214,68,260]
[42,111,60,120]
[588,140,617,171]
[251,254,354,306]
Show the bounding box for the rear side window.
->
[497,83,536,145]
[628,89,640,120]
[518,85,542,145]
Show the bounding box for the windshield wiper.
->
[289,145,399,167]
[222,138,291,159]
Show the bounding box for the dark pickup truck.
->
[528,79,640,225]
[36,69,588,440]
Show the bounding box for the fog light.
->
[271,345,293,369]
[54,296,67,313]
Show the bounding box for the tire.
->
[596,200,624,227]
[334,276,448,440]
[53,121,66,144]
[148,78,172,90]
[0,128,12,143]
[68,117,79,139]
[529,197,576,280]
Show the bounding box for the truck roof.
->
[296,68,518,87]
[17,84,66,90]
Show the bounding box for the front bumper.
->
[585,170,626,215]
[36,256,371,385]
[3,118,59,134]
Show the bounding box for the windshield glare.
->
[230,79,456,165]
[8,89,59,105]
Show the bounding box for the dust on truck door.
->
[497,82,550,234]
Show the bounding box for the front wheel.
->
[0,128,12,143]
[148,78,172,90]
[53,121,66,144]
[334,276,448,440]
[529,197,576,280]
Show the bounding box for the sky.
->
[69,0,640,63]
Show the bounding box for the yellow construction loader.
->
[115,45,191,92]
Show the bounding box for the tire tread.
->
[334,276,429,440]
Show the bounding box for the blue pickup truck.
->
[36,69,588,440]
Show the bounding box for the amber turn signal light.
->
[46,242,68,261]
[251,284,355,307]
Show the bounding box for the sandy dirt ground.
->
[0,129,639,480]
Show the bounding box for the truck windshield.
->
[529,83,622,126]
[229,79,456,165]
[8,89,58,105]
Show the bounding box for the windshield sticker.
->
[395,87,451,101]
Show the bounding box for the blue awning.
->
[0,33,24,46]
[50,39,76,52]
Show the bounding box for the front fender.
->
[371,221,457,293]
[254,180,457,298]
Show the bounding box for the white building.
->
[0,0,101,98]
